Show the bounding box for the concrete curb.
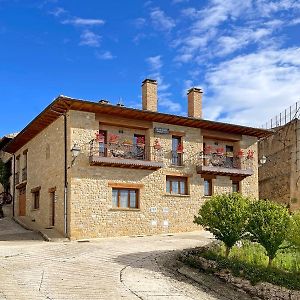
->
[12,217,50,242]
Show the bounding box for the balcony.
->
[22,167,27,182]
[171,151,184,167]
[196,152,253,178]
[89,140,164,170]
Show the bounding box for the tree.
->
[248,200,290,267]
[194,193,250,257]
[287,212,300,250]
[0,159,10,192]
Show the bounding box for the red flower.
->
[237,149,244,158]
[216,147,224,155]
[96,132,105,142]
[204,145,212,154]
[247,150,254,159]
[177,143,184,153]
[108,134,119,143]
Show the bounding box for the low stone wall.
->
[179,246,300,300]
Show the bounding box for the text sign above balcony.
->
[154,127,170,135]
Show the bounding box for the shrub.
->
[287,212,300,249]
[248,200,290,267]
[194,193,250,257]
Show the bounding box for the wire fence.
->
[260,101,300,129]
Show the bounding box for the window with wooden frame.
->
[232,181,240,193]
[166,176,188,195]
[112,188,139,209]
[204,178,213,196]
[98,130,107,157]
[171,136,183,166]
[32,191,40,209]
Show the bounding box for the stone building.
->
[4,79,269,239]
[258,118,300,211]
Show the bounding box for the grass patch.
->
[191,241,300,290]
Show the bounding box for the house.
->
[4,79,270,239]
[258,112,300,211]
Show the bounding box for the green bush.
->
[192,246,300,290]
[194,193,250,257]
[248,200,290,267]
[287,212,300,250]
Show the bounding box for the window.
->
[226,145,234,167]
[112,188,139,209]
[98,130,107,157]
[172,136,183,166]
[133,134,146,160]
[33,191,40,209]
[204,179,213,196]
[232,181,240,193]
[166,176,188,195]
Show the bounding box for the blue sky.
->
[0,0,300,136]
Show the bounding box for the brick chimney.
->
[142,79,157,112]
[187,87,203,118]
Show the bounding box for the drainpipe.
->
[64,113,68,237]
[12,154,15,217]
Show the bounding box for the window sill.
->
[31,209,39,211]
[164,193,190,198]
[203,195,212,198]
[109,208,141,212]
[170,164,185,168]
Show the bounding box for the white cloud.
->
[150,7,175,32]
[95,51,115,60]
[133,18,146,28]
[146,55,163,71]
[79,30,101,47]
[203,47,300,127]
[49,7,66,17]
[62,17,105,26]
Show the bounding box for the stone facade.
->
[258,119,300,210]
[68,110,258,239]
[7,98,260,240]
[13,116,67,234]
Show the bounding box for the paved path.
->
[0,218,253,300]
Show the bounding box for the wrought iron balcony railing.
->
[171,150,184,166]
[22,167,27,182]
[196,152,254,178]
[89,140,164,170]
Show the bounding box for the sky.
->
[0,0,300,136]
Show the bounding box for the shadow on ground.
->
[114,249,258,300]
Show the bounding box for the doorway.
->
[50,191,55,227]
[19,187,26,216]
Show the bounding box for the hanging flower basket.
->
[108,134,119,144]
[153,139,161,150]
[216,147,224,156]
[177,143,184,153]
[237,149,244,158]
[204,145,212,155]
[136,136,145,147]
[96,132,105,143]
[247,149,254,159]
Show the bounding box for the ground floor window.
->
[166,176,188,195]
[204,179,213,196]
[33,191,40,209]
[232,181,240,193]
[112,188,139,209]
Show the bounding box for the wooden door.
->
[50,192,55,226]
[19,187,26,216]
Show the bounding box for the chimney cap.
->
[187,87,203,94]
[99,99,110,104]
[142,78,157,85]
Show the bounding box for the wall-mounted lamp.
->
[71,143,81,166]
[259,155,267,165]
